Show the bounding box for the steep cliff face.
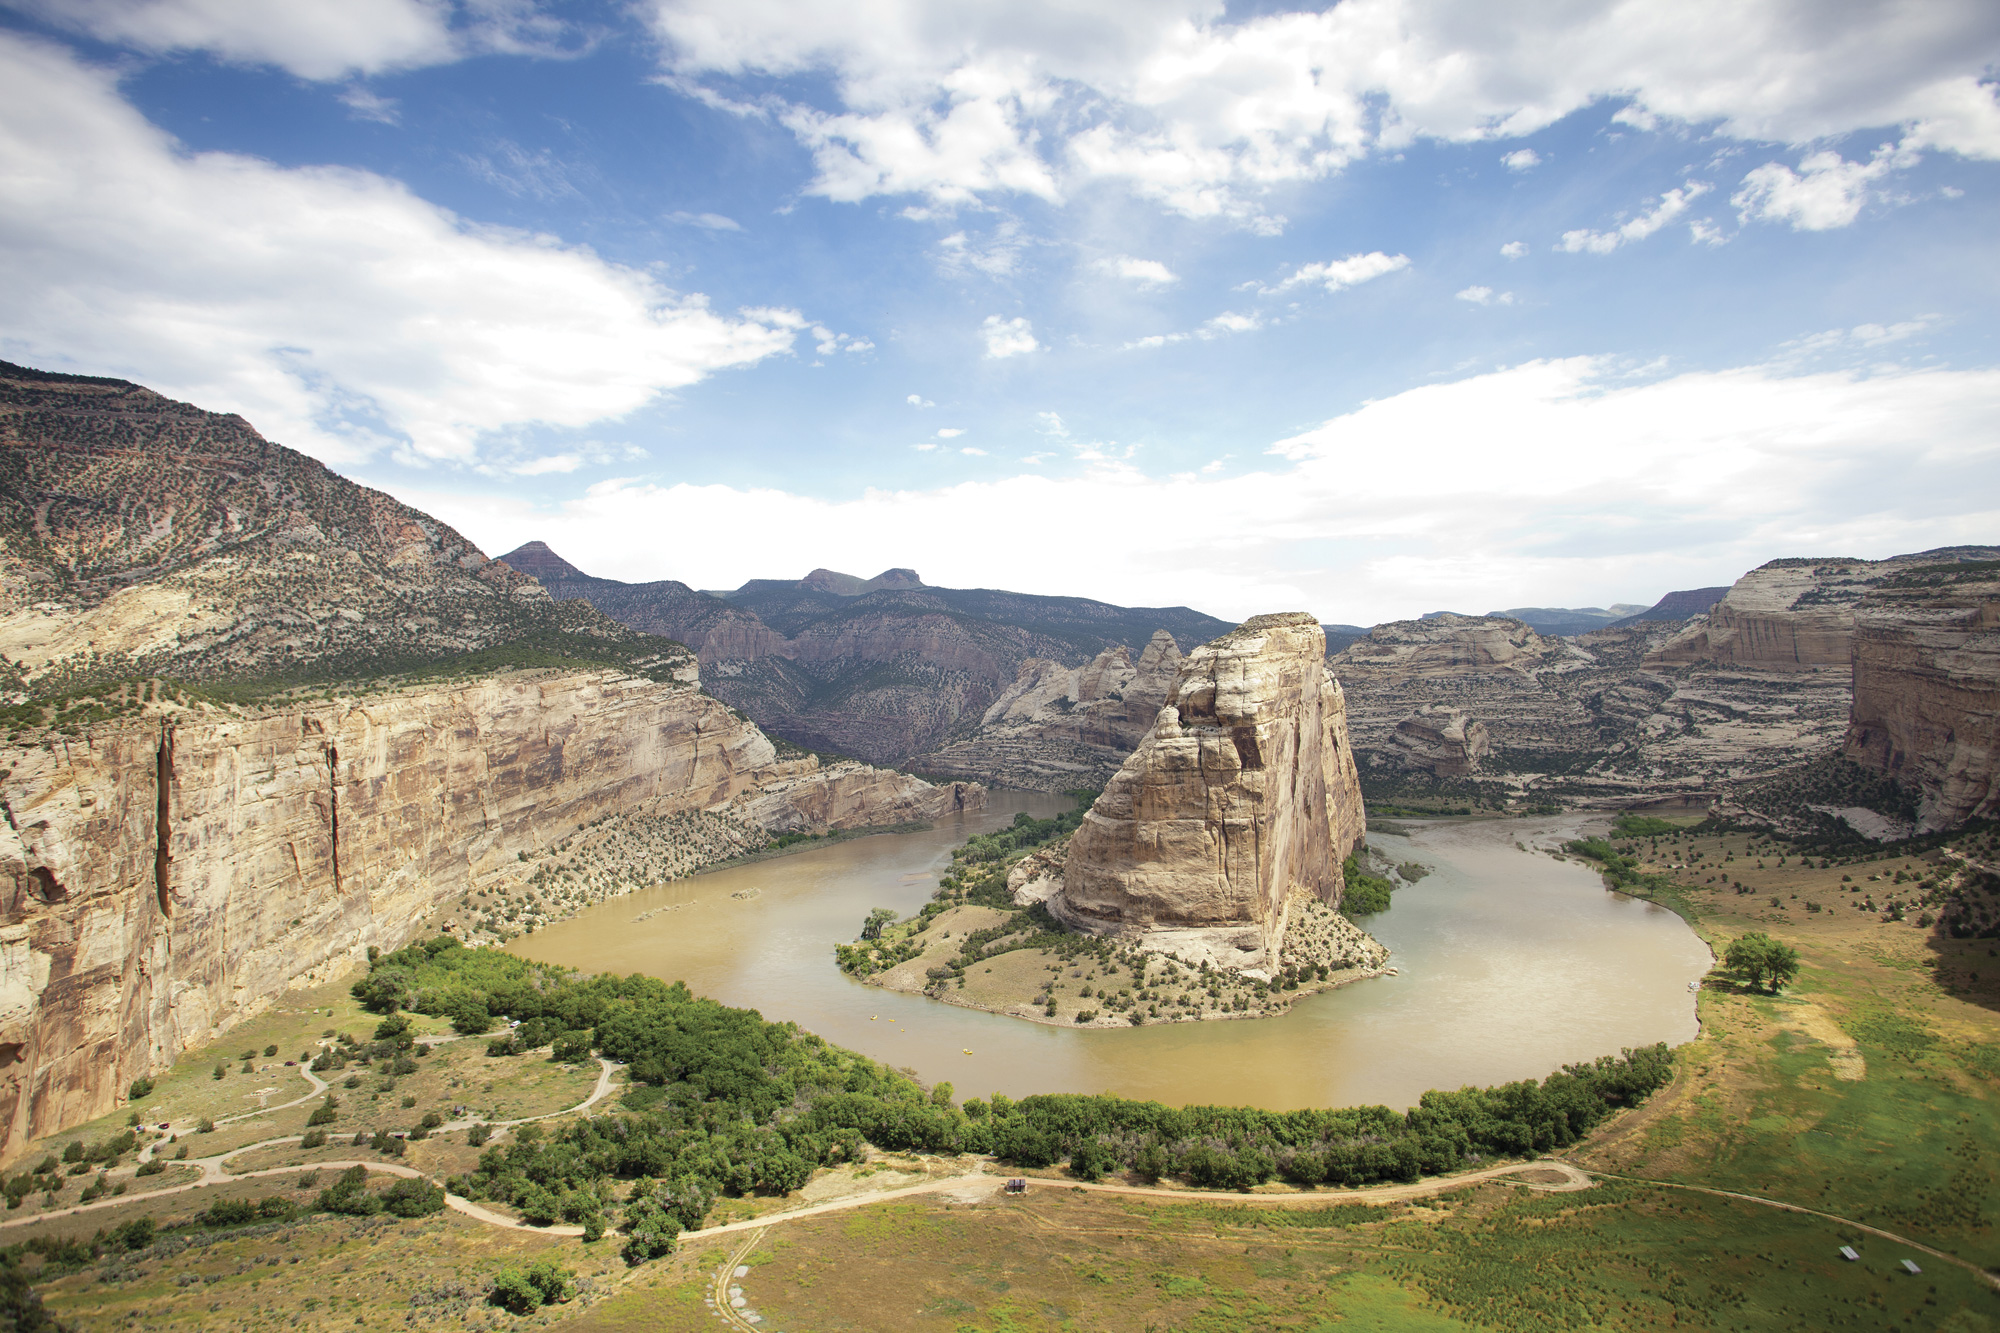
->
[1048,613,1366,973]
[0,668,977,1160]
[1844,563,2000,830]
[1648,549,2000,672]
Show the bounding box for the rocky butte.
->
[1049,613,1376,977]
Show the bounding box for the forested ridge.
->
[356,937,1673,1258]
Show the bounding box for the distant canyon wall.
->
[1844,566,2000,831]
[0,669,976,1159]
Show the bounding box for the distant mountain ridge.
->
[501,543,1234,764]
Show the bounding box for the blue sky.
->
[2,0,1997,623]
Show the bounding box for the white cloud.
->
[811,325,873,355]
[1123,308,1266,351]
[422,355,2000,626]
[666,210,744,231]
[1097,255,1179,286]
[1502,148,1541,171]
[938,221,1028,277]
[1500,241,1528,259]
[1732,145,1915,230]
[907,394,935,407]
[981,314,1039,358]
[960,446,988,456]
[1034,410,1068,437]
[936,427,965,438]
[643,0,2000,220]
[18,0,579,81]
[1559,182,1710,253]
[0,35,800,466]
[912,442,939,451]
[1262,251,1410,295]
[1455,286,1513,305]
[337,86,400,124]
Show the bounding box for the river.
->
[510,792,1710,1111]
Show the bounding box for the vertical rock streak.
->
[153,725,173,917]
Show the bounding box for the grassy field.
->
[5,819,1997,1331]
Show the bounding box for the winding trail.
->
[4,1056,620,1237]
[12,1099,1993,1299]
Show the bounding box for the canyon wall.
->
[1048,613,1365,972]
[0,668,976,1160]
[1844,564,2000,830]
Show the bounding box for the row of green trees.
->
[355,936,1674,1261]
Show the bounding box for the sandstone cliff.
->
[1649,549,2000,672]
[1390,707,1491,776]
[0,666,978,1160]
[1048,613,1366,974]
[1844,561,2000,830]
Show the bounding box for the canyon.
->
[0,366,982,1160]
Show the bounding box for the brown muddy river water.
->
[512,793,1710,1110]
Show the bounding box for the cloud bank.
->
[413,355,2000,626]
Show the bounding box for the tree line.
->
[356,936,1674,1262]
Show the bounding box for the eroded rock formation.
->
[0,667,978,1160]
[1844,562,2000,829]
[912,629,1186,790]
[1048,613,1366,974]
[1390,707,1491,776]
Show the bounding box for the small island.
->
[838,614,1415,1026]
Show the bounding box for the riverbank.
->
[845,894,1396,1028]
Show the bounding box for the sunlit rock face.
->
[0,666,978,1164]
[1844,563,2000,830]
[1049,613,1366,973]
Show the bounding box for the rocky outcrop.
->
[1048,613,1367,974]
[0,665,978,1162]
[1844,562,2000,830]
[1389,707,1491,776]
[1339,613,1560,677]
[910,629,1187,790]
[1648,550,2000,672]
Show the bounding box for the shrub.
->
[263,1045,278,1058]
[307,1096,339,1127]
[127,1078,154,1100]
[550,1030,593,1064]
[299,1130,328,1149]
[484,1036,517,1057]
[381,1177,446,1218]
[466,1123,492,1148]
[135,1159,165,1177]
[489,1259,576,1313]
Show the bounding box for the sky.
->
[2,0,1997,625]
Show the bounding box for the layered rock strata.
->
[912,630,1185,790]
[0,667,979,1161]
[1049,613,1367,973]
[1650,550,2000,671]
[1390,707,1492,776]
[1844,563,2000,829]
